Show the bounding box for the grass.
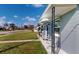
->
[0,30,47,54]
[0,30,38,41]
[0,41,47,54]
[0,34,5,35]
[0,34,5,36]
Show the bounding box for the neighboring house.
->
[38,4,79,54]
[0,26,4,31]
[0,23,16,31]
[33,26,38,32]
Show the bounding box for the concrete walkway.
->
[59,49,67,54]
[37,34,51,54]
[0,39,40,43]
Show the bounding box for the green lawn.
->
[0,41,47,54]
[0,30,38,41]
[0,34,5,35]
[0,30,47,54]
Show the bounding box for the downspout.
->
[51,7,55,54]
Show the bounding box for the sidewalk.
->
[0,39,40,43]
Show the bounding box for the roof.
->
[39,4,76,23]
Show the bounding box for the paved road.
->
[0,39,40,43]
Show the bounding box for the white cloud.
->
[2,16,6,19]
[25,16,30,19]
[14,15,18,18]
[32,4,44,8]
[0,17,6,27]
[7,22,13,24]
[24,22,28,25]
[0,16,6,20]
[28,17,36,21]
[24,16,36,21]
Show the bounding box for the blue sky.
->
[0,4,48,27]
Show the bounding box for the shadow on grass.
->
[0,42,26,53]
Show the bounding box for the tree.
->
[24,25,28,29]
[10,23,16,31]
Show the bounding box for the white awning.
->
[39,18,49,23]
[39,4,76,23]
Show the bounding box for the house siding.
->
[60,5,79,53]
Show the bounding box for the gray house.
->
[38,4,79,54]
